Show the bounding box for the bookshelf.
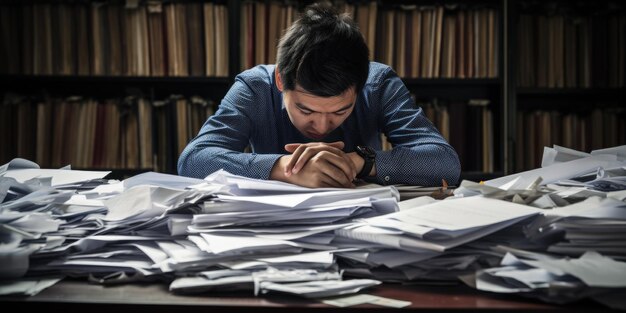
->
[0,0,624,182]
[0,0,234,174]
[508,0,626,173]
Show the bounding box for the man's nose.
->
[312,114,332,134]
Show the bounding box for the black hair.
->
[276,2,369,97]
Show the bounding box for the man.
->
[178,2,460,188]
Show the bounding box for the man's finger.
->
[327,141,345,149]
[285,141,345,153]
[319,161,355,188]
[284,143,302,153]
[292,145,346,175]
[284,145,308,176]
[316,151,356,184]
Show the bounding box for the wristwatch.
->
[355,145,376,179]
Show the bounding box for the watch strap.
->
[356,146,375,179]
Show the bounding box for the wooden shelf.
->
[516,87,625,97]
[402,78,500,86]
[0,75,232,100]
[401,78,502,101]
[0,75,231,84]
[516,87,626,110]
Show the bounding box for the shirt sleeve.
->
[177,75,282,180]
[370,67,461,187]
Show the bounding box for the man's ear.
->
[275,68,283,92]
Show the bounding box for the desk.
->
[1,279,611,312]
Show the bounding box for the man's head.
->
[275,2,369,140]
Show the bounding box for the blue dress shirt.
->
[178,62,461,186]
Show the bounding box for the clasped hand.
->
[276,141,358,188]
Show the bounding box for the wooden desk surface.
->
[1,279,610,312]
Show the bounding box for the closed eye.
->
[299,108,313,115]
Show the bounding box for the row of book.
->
[1,0,499,79]
[0,92,496,174]
[516,11,626,88]
[373,5,499,79]
[0,93,215,173]
[382,97,495,173]
[242,1,499,79]
[515,107,626,171]
[8,96,623,175]
[240,1,297,69]
[0,1,229,77]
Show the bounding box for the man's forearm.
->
[269,155,290,183]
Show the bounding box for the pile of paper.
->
[2,145,626,308]
[1,164,399,298]
[458,145,626,308]
[462,250,626,308]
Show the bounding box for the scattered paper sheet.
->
[3,169,110,186]
[322,294,411,308]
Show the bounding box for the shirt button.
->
[384,176,390,182]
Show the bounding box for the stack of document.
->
[2,145,626,307]
[327,195,542,282]
[523,196,626,259]
[1,159,111,279]
[456,145,626,307]
[335,196,542,253]
[485,145,626,192]
[169,267,380,298]
[176,170,398,274]
[462,250,626,308]
[1,163,398,298]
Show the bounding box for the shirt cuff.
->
[248,153,284,180]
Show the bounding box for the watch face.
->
[357,145,375,159]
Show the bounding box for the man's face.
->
[282,85,357,140]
